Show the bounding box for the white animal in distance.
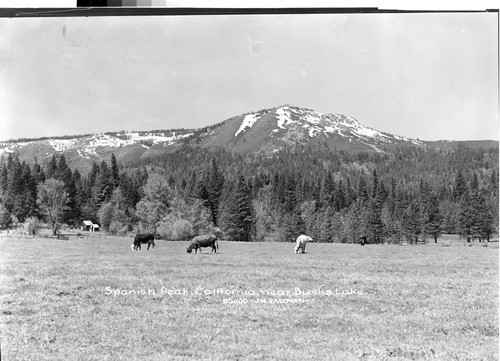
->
[295,235,313,254]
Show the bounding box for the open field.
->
[0,234,498,360]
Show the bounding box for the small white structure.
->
[81,220,100,232]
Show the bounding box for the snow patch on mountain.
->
[307,125,322,138]
[125,132,190,144]
[393,134,423,145]
[276,108,289,129]
[49,139,80,152]
[267,105,427,150]
[305,113,321,125]
[366,143,385,153]
[0,146,14,153]
[77,149,90,159]
[89,134,134,148]
[324,126,340,134]
[276,106,300,129]
[351,125,386,140]
[235,114,260,137]
[0,130,192,159]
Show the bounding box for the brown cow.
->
[187,235,218,254]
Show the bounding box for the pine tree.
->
[366,199,384,243]
[321,171,335,207]
[299,200,317,237]
[45,154,58,180]
[0,157,8,195]
[281,173,304,240]
[404,199,421,244]
[490,170,498,198]
[344,176,355,209]
[57,155,71,185]
[21,162,38,220]
[319,206,336,243]
[92,160,113,209]
[357,174,369,204]
[223,173,253,241]
[458,192,474,238]
[389,178,397,212]
[203,159,225,226]
[69,169,83,224]
[195,173,211,208]
[124,173,142,210]
[32,159,45,185]
[110,153,120,188]
[4,157,23,219]
[185,171,198,200]
[424,192,442,242]
[281,212,303,243]
[88,162,100,189]
[418,179,431,241]
[0,204,12,228]
[273,172,287,207]
[61,169,80,226]
[331,212,343,242]
[453,170,468,201]
[471,189,495,241]
[374,180,387,209]
[371,169,379,199]
[440,201,459,234]
[334,179,346,212]
[283,173,298,213]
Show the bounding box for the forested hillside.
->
[0,143,497,243]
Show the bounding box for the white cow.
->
[295,235,313,254]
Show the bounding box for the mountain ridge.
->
[1,105,497,173]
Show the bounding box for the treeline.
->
[0,133,93,144]
[0,144,498,243]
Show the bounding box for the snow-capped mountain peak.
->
[224,105,422,153]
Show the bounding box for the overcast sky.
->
[0,11,498,141]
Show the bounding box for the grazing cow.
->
[295,235,313,254]
[360,236,367,246]
[132,234,156,251]
[187,235,218,254]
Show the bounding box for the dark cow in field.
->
[295,235,313,254]
[187,235,218,254]
[131,234,156,251]
[360,236,367,246]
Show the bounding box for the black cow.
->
[132,234,156,251]
[360,236,367,246]
[187,235,218,254]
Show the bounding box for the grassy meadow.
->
[0,233,498,360]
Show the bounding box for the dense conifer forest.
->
[0,144,498,243]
